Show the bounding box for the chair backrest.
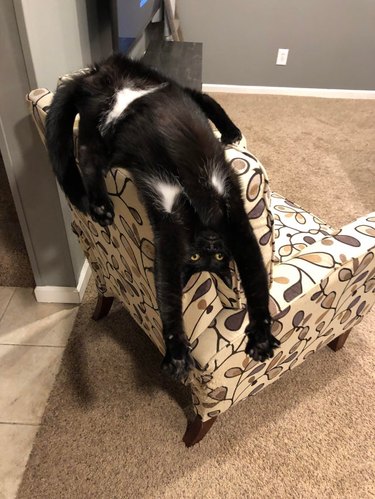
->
[26,88,275,314]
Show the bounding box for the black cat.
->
[46,53,279,380]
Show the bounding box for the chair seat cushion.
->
[271,192,334,263]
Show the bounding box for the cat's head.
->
[182,229,232,289]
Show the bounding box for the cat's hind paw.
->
[89,199,114,226]
[221,126,243,146]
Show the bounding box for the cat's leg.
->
[222,180,280,361]
[78,118,114,226]
[184,88,242,145]
[147,208,194,381]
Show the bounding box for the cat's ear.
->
[216,269,232,288]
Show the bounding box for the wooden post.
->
[183,415,217,447]
[92,294,114,321]
[328,329,352,352]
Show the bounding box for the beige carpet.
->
[18,95,375,498]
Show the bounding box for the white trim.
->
[34,259,92,304]
[76,259,92,300]
[202,84,375,100]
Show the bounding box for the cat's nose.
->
[202,230,218,242]
[201,230,221,250]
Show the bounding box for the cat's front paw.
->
[221,126,242,146]
[245,320,280,362]
[89,199,114,227]
[161,339,194,382]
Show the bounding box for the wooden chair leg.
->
[92,294,114,321]
[328,329,352,352]
[183,415,217,447]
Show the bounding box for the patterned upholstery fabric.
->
[27,88,375,422]
[271,192,334,263]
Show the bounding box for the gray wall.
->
[0,0,101,289]
[0,0,80,287]
[177,0,375,90]
[14,0,92,90]
[13,0,97,285]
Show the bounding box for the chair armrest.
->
[270,213,375,315]
[26,88,53,145]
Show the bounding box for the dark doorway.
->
[0,152,35,287]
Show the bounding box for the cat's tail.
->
[45,79,89,213]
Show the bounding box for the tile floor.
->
[0,287,78,499]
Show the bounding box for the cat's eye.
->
[215,253,224,261]
[190,253,200,261]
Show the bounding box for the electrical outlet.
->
[276,48,289,66]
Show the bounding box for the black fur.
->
[46,53,279,380]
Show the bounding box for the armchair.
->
[27,87,375,446]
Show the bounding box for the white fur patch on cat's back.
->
[211,171,225,195]
[101,86,158,131]
[210,165,228,196]
[154,181,182,213]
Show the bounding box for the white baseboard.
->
[202,84,375,99]
[34,259,92,304]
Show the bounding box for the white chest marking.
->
[154,181,182,213]
[104,87,158,128]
